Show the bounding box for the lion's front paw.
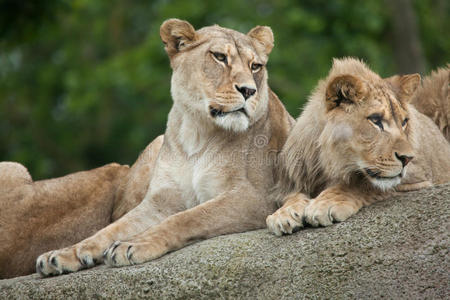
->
[103,241,134,267]
[304,198,358,227]
[104,237,169,268]
[266,203,305,236]
[36,248,83,277]
[36,251,59,277]
[36,242,102,277]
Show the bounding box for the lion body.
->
[33,19,293,276]
[0,136,164,278]
[267,58,450,235]
[0,162,129,278]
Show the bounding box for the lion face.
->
[160,19,274,132]
[321,68,420,190]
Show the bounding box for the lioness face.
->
[323,73,420,190]
[160,19,274,132]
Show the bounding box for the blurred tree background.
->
[0,0,448,179]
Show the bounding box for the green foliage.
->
[0,0,448,179]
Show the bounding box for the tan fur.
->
[35,19,293,276]
[406,65,449,141]
[112,135,165,220]
[0,163,129,278]
[267,58,450,235]
[0,136,163,279]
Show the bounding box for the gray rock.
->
[1,184,449,299]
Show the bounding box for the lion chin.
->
[208,102,251,132]
[367,175,402,191]
[360,163,406,191]
[212,111,250,132]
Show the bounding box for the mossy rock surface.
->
[1,184,449,299]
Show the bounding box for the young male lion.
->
[34,19,293,276]
[266,58,450,235]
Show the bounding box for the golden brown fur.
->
[402,65,449,142]
[0,162,129,278]
[35,19,293,276]
[0,136,164,279]
[267,58,450,235]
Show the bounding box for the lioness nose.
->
[235,85,256,100]
[395,152,414,167]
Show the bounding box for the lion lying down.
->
[1,22,448,279]
[267,58,450,235]
[1,18,294,279]
[29,19,294,277]
[0,137,163,279]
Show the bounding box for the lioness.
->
[266,58,450,235]
[35,19,293,276]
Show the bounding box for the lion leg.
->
[395,181,432,192]
[103,188,268,267]
[35,192,171,276]
[34,136,164,277]
[0,163,130,279]
[112,135,164,221]
[266,193,310,236]
[303,185,380,227]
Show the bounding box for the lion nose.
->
[235,85,256,100]
[395,152,414,167]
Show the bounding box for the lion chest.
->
[178,154,234,208]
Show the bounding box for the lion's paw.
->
[266,204,305,236]
[104,236,169,267]
[304,198,357,227]
[36,248,81,276]
[36,251,58,276]
[103,241,134,267]
[36,243,102,277]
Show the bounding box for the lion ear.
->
[160,19,198,57]
[399,74,421,103]
[247,26,274,55]
[325,74,368,111]
[385,74,421,103]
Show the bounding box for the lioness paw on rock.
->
[36,19,294,276]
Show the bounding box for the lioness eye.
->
[251,63,262,72]
[402,118,409,127]
[212,52,227,64]
[368,114,384,131]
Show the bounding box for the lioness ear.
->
[247,26,274,55]
[160,19,198,57]
[325,75,368,111]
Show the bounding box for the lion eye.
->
[212,52,227,64]
[251,63,263,72]
[402,118,409,127]
[368,114,384,131]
